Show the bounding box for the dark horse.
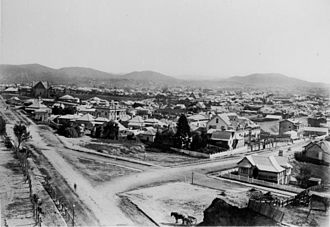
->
[171,212,186,224]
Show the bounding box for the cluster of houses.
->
[2,80,330,188]
[2,81,330,149]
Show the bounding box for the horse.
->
[171,212,186,224]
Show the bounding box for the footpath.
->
[0,137,35,227]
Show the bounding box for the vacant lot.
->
[121,181,254,226]
[84,141,200,167]
[60,149,141,185]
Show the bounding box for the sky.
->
[1,0,330,83]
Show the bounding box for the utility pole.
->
[72,203,75,227]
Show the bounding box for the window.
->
[240,167,249,174]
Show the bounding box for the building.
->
[209,130,235,150]
[207,114,232,131]
[31,81,50,98]
[237,155,292,184]
[25,99,51,122]
[95,101,127,121]
[302,127,329,137]
[302,140,330,165]
[137,127,157,143]
[308,117,327,127]
[188,114,209,128]
[279,119,301,135]
[76,114,95,130]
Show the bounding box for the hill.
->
[221,73,325,89]
[0,64,65,84]
[0,64,327,91]
[121,71,177,82]
[59,67,118,80]
[0,64,178,87]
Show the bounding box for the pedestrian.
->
[74,183,77,192]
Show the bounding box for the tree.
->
[190,133,203,151]
[13,123,31,151]
[174,114,191,149]
[0,116,6,135]
[102,121,119,140]
[296,164,312,188]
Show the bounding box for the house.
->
[57,114,81,125]
[207,114,232,131]
[237,155,292,184]
[308,117,327,127]
[265,115,282,121]
[58,94,79,103]
[279,119,301,135]
[190,92,201,100]
[209,130,235,150]
[76,114,95,130]
[128,116,145,129]
[137,127,157,143]
[302,127,329,137]
[188,114,209,129]
[302,140,330,165]
[31,81,50,98]
[25,99,51,122]
[4,87,19,94]
[95,101,127,121]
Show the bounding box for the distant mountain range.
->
[0,64,328,90]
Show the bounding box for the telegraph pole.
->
[72,203,75,227]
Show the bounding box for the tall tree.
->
[13,123,31,151]
[175,114,191,149]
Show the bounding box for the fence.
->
[248,199,285,223]
[3,134,68,226]
[42,182,75,226]
[170,146,248,159]
[220,173,303,194]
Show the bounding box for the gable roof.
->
[238,155,285,173]
[274,156,293,168]
[188,114,209,121]
[59,94,75,100]
[280,119,300,125]
[32,81,49,89]
[209,113,231,126]
[77,114,95,122]
[26,99,49,109]
[305,140,330,154]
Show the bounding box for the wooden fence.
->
[248,199,285,223]
[220,173,303,194]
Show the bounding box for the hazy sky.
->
[1,0,330,82]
